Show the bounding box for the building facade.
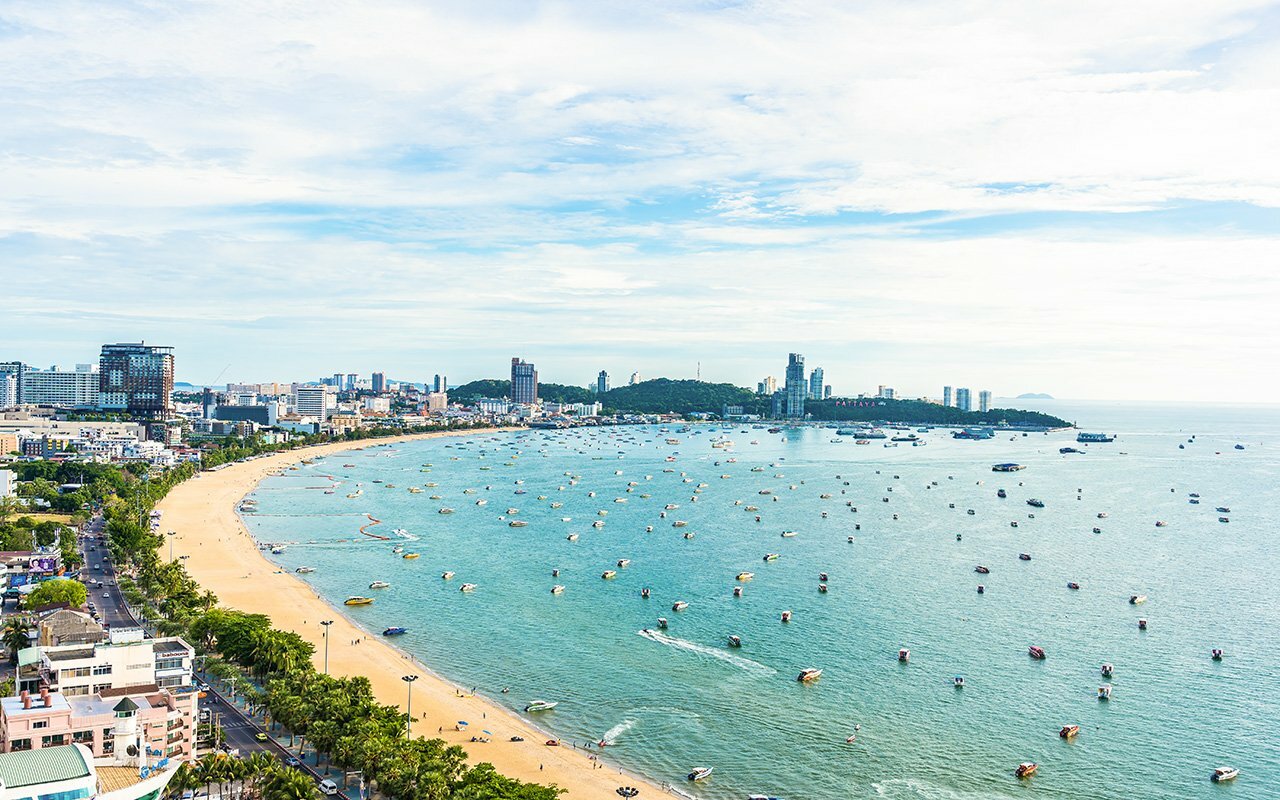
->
[293,386,328,420]
[98,345,173,419]
[596,371,609,394]
[20,367,100,410]
[942,386,952,407]
[978,390,992,413]
[371,372,385,394]
[956,387,972,412]
[808,368,824,400]
[510,358,538,405]
[757,375,777,396]
[784,354,805,418]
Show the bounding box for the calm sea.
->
[244,400,1280,799]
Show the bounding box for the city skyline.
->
[3,2,1279,402]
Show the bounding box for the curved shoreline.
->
[158,429,680,800]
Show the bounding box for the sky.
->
[2,1,1279,401]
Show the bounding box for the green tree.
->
[25,578,87,609]
[263,765,319,800]
[2,616,31,664]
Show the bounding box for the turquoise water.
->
[244,401,1280,799]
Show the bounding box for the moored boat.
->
[1098,684,1112,700]
[1210,767,1239,782]
[1015,762,1038,778]
[459,583,478,592]
[671,600,689,611]
[736,572,754,581]
[344,596,373,606]
[796,668,822,682]
[728,635,741,647]
[1059,724,1080,739]
[898,648,910,662]
[370,580,390,589]
[551,585,565,594]
[525,700,558,712]
[602,570,617,579]
[1028,645,1046,659]
[686,767,713,782]
[295,566,315,574]
[382,626,407,636]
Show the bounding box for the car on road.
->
[102,592,110,598]
[317,780,339,796]
[283,757,301,768]
[254,732,269,742]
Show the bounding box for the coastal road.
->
[78,516,139,630]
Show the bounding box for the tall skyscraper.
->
[99,343,174,418]
[757,375,778,396]
[0,362,27,405]
[331,373,343,389]
[978,390,992,413]
[808,367,824,400]
[371,372,385,394]
[596,370,610,394]
[943,386,953,407]
[956,387,972,412]
[345,373,358,391]
[433,374,447,393]
[785,353,806,418]
[511,357,538,405]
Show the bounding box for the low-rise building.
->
[30,632,194,698]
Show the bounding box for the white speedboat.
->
[671,600,689,611]
[1211,767,1239,782]
[295,566,315,574]
[525,700,558,712]
[459,583,478,592]
[687,767,713,782]
[551,585,565,594]
[441,571,455,580]
[797,668,822,682]
[369,581,390,589]
[602,570,617,579]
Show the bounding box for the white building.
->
[362,396,391,413]
[293,385,329,420]
[20,366,100,409]
[0,471,13,499]
[34,631,195,697]
[956,388,972,412]
[0,373,17,409]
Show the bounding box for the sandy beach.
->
[157,430,677,800]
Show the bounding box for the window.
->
[72,730,93,744]
[37,788,90,800]
[91,664,112,676]
[156,676,183,689]
[92,683,112,694]
[10,738,31,751]
[40,734,66,747]
[60,667,91,680]
[32,720,49,729]
[62,686,89,697]
[155,658,184,671]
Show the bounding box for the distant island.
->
[1016,392,1055,400]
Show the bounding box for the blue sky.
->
[2,1,1279,400]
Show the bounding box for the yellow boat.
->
[403,553,420,559]
[344,596,374,606]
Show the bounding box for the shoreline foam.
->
[158,429,679,800]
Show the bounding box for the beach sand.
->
[157,430,676,800]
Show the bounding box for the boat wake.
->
[599,718,635,745]
[872,778,1009,799]
[636,629,776,676]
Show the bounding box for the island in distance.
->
[1016,392,1055,399]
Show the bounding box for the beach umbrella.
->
[482,730,493,736]
[457,720,469,726]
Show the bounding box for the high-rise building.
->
[98,343,174,419]
[345,373,358,391]
[21,365,101,408]
[371,372,385,394]
[0,362,27,406]
[433,374,447,393]
[943,386,953,407]
[808,367,824,400]
[294,385,329,419]
[757,375,778,396]
[823,385,832,399]
[978,390,992,413]
[877,385,896,400]
[785,353,806,418]
[956,387,972,412]
[629,372,641,386]
[511,358,538,405]
[596,370,610,394]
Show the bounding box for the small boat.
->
[1212,648,1223,660]
[736,572,754,581]
[1216,507,1230,513]
[1028,645,1046,660]
[1101,663,1114,677]
[370,581,390,589]
[763,553,780,562]
[671,600,689,611]
[640,587,651,598]
[459,583,478,592]
[898,648,910,662]
[1211,767,1239,782]
[997,489,1007,498]
[818,583,828,593]
[1138,618,1148,630]
[1130,594,1147,604]
[295,566,315,574]
[1155,520,1168,527]
[382,627,407,636]
[780,531,797,538]
[1098,512,1109,518]
[687,767,713,782]
[438,508,455,514]
[1015,762,1038,779]
[551,585,565,594]
[975,566,990,574]
[1092,527,1102,533]
[953,675,964,687]
[796,668,822,682]
[1219,516,1230,523]
[1067,582,1080,590]
[1060,724,1080,739]
[819,572,828,581]
[977,584,985,594]
[392,546,404,553]
[525,700,558,712]
[733,586,743,597]
[1026,499,1044,508]
[728,635,741,647]
[567,534,579,541]
[781,610,792,623]
[617,559,631,568]
[1019,553,1031,561]
[475,499,487,506]
[509,520,529,527]
[602,570,617,579]
[402,553,420,560]
[441,571,455,579]
[344,596,373,606]
[657,617,668,628]
[271,546,286,555]
[1098,684,1112,700]
[593,521,605,528]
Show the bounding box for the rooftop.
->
[45,647,95,662]
[0,744,90,789]
[152,640,190,654]
[1,693,71,716]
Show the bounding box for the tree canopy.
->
[26,578,87,609]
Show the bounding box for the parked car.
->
[317,780,339,796]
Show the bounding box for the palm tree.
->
[263,767,318,800]
[2,616,30,664]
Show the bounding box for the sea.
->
[242,400,1280,800]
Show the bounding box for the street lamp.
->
[320,620,334,674]
[401,675,418,739]
[167,531,177,562]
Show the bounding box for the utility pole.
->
[320,620,333,674]
[401,675,418,739]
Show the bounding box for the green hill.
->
[448,379,595,405]
[807,398,1069,427]
[601,379,762,415]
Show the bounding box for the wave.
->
[636,629,776,676]
[872,778,1016,800]
[600,718,635,745]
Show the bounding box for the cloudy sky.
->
[2,1,1279,400]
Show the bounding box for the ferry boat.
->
[550,585,565,594]
[898,648,910,662]
[370,581,390,589]
[1028,645,1046,660]
[1210,767,1239,782]
[1015,762,1038,779]
[671,600,689,611]
[1077,432,1115,443]
[1059,724,1080,739]
[525,700,558,712]
[602,570,617,579]
[728,635,741,647]
[459,583,478,592]
[382,627,407,636]
[344,596,373,606]
[295,566,315,574]
[796,668,822,682]
[687,767,713,782]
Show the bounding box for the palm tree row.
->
[167,750,314,800]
